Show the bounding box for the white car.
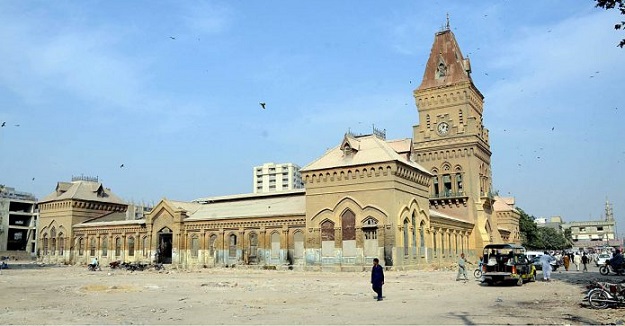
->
[596,253,612,266]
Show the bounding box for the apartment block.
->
[0,185,38,256]
[253,163,304,193]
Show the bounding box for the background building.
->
[561,200,620,250]
[253,162,304,193]
[0,185,38,258]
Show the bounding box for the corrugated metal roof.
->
[186,193,305,221]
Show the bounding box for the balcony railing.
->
[431,191,466,199]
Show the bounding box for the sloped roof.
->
[301,134,431,175]
[493,196,518,213]
[40,180,126,205]
[186,192,305,221]
[74,219,146,228]
[417,29,478,94]
[386,138,412,154]
[163,199,202,215]
[429,209,474,225]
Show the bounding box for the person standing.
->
[581,253,589,272]
[456,253,469,281]
[540,252,555,282]
[573,253,581,271]
[563,254,570,271]
[371,258,384,301]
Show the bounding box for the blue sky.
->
[1,1,624,236]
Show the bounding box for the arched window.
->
[363,218,377,240]
[190,235,199,258]
[50,228,57,255]
[433,176,440,197]
[58,232,64,256]
[115,237,121,257]
[229,234,237,257]
[128,236,135,257]
[459,109,464,124]
[341,210,355,241]
[101,237,107,257]
[78,237,85,256]
[249,233,258,258]
[43,235,49,255]
[321,220,335,241]
[209,234,217,256]
[411,212,417,255]
[403,219,409,256]
[142,236,148,257]
[90,238,96,256]
[271,232,280,258]
[426,114,431,129]
[419,221,426,256]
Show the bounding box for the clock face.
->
[437,122,449,135]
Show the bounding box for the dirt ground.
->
[0,262,623,325]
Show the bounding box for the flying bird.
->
[259,102,266,109]
[169,36,176,40]
[551,127,554,131]
[1,122,5,127]
[120,164,125,168]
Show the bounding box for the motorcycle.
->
[599,260,625,276]
[87,263,100,271]
[587,280,625,309]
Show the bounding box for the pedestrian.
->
[563,254,570,271]
[539,252,555,282]
[371,258,384,301]
[581,253,589,272]
[573,253,581,271]
[456,253,469,281]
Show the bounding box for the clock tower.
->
[412,24,500,249]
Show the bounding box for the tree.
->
[517,207,571,250]
[595,0,625,48]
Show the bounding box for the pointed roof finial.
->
[446,13,450,31]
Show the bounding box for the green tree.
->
[518,208,541,248]
[595,0,625,47]
[518,207,571,250]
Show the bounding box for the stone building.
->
[36,25,519,270]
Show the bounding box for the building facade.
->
[561,200,620,249]
[253,162,304,194]
[0,185,38,257]
[36,25,519,270]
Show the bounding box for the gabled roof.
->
[163,199,202,215]
[417,29,478,94]
[301,134,430,175]
[493,196,518,213]
[40,180,126,205]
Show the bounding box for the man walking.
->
[371,258,384,301]
[581,253,589,272]
[540,252,555,282]
[456,253,470,281]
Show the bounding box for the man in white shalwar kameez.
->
[539,252,555,282]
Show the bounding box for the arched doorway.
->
[158,227,173,264]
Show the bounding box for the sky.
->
[1,1,624,236]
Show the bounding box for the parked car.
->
[596,253,612,267]
[482,244,537,286]
[531,255,561,271]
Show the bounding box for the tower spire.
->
[446,13,450,31]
